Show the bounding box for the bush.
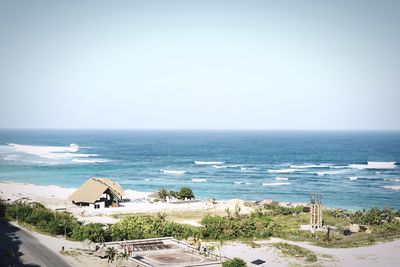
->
[352,208,397,225]
[222,258,247,267]
[306,254,318,262]
[200,213,273,240]
[110,214,196,241]
[157,187,195,200]
[178,187,194,200]
[3,201,81,238]
[71,223,110,242]
[367,235,376,244]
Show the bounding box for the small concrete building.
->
[68,177,124,209]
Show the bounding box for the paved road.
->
[0,219,71,267]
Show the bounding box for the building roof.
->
[68,177,124,203]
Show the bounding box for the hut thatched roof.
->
[68,177,124,204]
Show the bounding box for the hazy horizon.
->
[1,0,400,130]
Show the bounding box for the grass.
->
[273,242,318,262]
[241,240,262,248]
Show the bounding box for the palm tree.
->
[119,251,129,260]
[158,188,169,201]
[106,247,117,263]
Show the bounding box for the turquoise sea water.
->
[0,130,399,210]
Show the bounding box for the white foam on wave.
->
[349,161,397,170]
[349,176,358,180]
[192,178,208,182]
[262,182,291,186]
[315,170,347,176]
[268,169,301,173]
[160,170,187,175]
[211,165,227,169]
[381,185,400,190]
[194,161,224,165]
[3,143,107,164]
[9,143,79,157]
[275,177,289,181]
[383,178,400,182]
[72,158,109,163]
[289,164,332,169]
[233,181,254,185]
[3,154,20,161]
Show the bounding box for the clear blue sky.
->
[0,0,399,130]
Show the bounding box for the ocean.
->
[0,130,399,210]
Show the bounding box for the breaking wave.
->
[192,178,208,182]
[233,181,254,185]
[381,185,400,190]
[194,161,224,165]
[262,182,291,186]
[72,159,109,163]
[314,170,347,176]
[289,164,332,169]
[349,161,397,170]
[275,177,289,180]
[2,143,107,164]
[211,165,227,169]
[160,170,187,175]
[268,169,301,173]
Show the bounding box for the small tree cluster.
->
[158,187,195,201]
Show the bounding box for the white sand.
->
[0,181,254,224]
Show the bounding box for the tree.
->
[158,188,169,201]
[106,247,116,263]
[178,187,194,200]
[222,258,247,267]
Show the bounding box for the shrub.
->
[352,208,396,225]
[222,257,247,267]
[306,254,318,262]
[178,187,194,200]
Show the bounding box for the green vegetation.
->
[105,247,117,262]
[222,257,247,267]
[158,187,195,201]
[352,208,399,226]
[273,242,317,262]
[110,213,196,240]
[1,200,111,242]
[200,212,276,239]
[1,198,399,249]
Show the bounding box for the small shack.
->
[68,177,124,209]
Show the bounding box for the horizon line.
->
[0,128,400,132]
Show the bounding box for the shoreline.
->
[0,179,389,212]
[0,180,393,213]
[0,181,255,225]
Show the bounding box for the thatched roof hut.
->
[68,177,124,208]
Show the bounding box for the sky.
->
[0,0,399,130]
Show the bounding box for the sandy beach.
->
[0,181,254,225]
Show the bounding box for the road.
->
[0,219,71,267]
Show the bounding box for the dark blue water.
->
[0,130,399,209]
